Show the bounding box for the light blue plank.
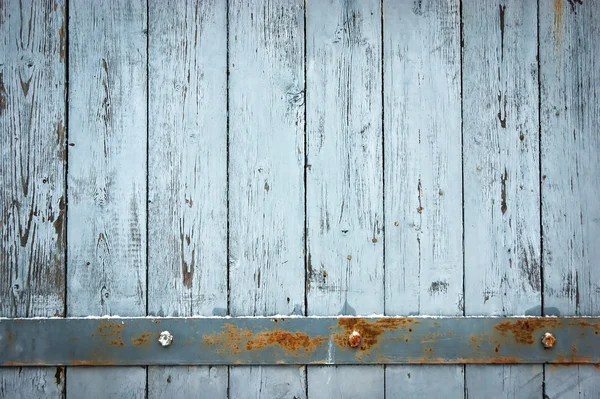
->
[228,0,306,396]
[540,0,600,397]
[147,0,228,397]
[463,0,542,397]
[67,1,147,397]
[383,0,463,394]
[306,0,384,396]
[0,1,66,397]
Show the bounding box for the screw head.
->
[541,332,556,348]
[348,330,361,348]
[158,331,174,347]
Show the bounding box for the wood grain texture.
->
[228,0,305,396]
[383,0,463,394]
[306,0,383,395]
[465,365,542,399]
[386,365,463,399]
[545,365,600,399]
[463,0,542,397]
[308,366,384,399]
[67,1,147,397]
[67,367,146,399]
[540,1,600,397]
[306,0,383,317]
[0,1,66,397]
[147,1,228,396]
[229,366,306,399]
[148,366,228,399]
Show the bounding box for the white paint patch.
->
[326,334,335,365]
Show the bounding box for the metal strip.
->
[1,317,598,366]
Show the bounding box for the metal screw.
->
[348,330,361,348]
[158,331,174,347]
[541,332,556,348]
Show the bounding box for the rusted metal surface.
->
[0,317,598,366]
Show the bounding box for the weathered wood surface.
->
[306,0,383,396]
[0,0,66,397]
[466,365,542,398]
[147,1,228,397]
[386,365,464,398]
[463,0,543,397]
[308,366,383,399]
[228,0,306,397]
[1,0,599,397]
[540,0,600,397]
[383,0,463,396]
[67,1,147,397]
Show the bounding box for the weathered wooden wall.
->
[1,0,598,398]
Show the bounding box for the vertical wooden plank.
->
[305,0,383,397]
[67,1,147,397]
[540,1,600,396]
[383,0,463,396]
[147,0,228,397]
[148,366,228,399]
[386,366,464,398]
[0,1,66,397]
[309,366,383,399]
[545,366,600,399]
[465,365,542,398]
[463,0,542,397]
[228,0,306,397]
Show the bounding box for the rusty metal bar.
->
[1,317,598,366]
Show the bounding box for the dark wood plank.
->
[0,1,66,397]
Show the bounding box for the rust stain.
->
[555,354,593,363]
[71,360,114,366]
[570,320,600,334]
[93,321,126,347]
[494,319,559,345]
[203,324,326,357]
[131,331,154,347]
[246,330,326,353]
[334,318,416,352]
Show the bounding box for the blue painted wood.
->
[383,0,464,395]
[0,1,597,397]
[462,0,543,397]
[540,0,600,397]
[66,1,147,397]
[228,0,306,397]
[0,1,66,397]
[147,0,228,397]
[306,0,384,396]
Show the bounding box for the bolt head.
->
[541,332,556,348]
[348,330,361,348]
[158,331,174,347]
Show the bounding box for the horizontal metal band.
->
[1,317,598,366]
